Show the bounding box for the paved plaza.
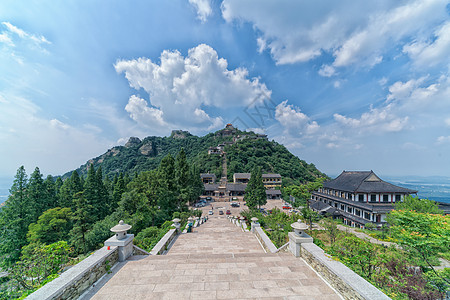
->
[91,211,342,299]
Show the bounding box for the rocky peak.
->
[125,137,141,148]
[170,130,190,139]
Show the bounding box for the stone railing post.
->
[251,217,260,233]
[239,216,245,226]
[172,218,181,233]
[288,220,313,257]
[104,220,134,262]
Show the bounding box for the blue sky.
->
[0,0,449,178]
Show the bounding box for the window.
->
[334,203,338,208]
[383,195,389,202]
[395,194,401,202]
[341,204,345,210]
[370,194,376,202]
[358,194,364,202]
[364,212,371,220]
[347,207,353,213]
[355,209,360,217]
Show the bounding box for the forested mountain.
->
[64,127,326,185]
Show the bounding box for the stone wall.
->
[300,243,391,300]
[26,246,119,300]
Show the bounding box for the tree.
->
[27,167,47,221]
[244,167,266,210]
[58,171,83,209]
[27,207,72,245]
[69,192,93,254]
[301,207,320,231]
[83,164,109,221]
[175,148,190,210]
[284,177,325,207]
[43,175,58,209]
[0,166,31,265]
[322,217,339,244]
[395,195,443,214]
[112,172,126,209]
[387,210,450,285]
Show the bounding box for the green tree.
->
[69,192,93,254]
[43,175,58,209]
[175,148,190,210]
[387,210,450,285]
[84,164,109,221]
[395,195,443,214]
[244,167,267,210]
[28,167,47,221]
[322,217,339,244]
[27,207,73,245]
[301,207,320,231]
[284,177,325,207]
[112,172,126,208]
[0,166,30,265]
[58,171,83,209]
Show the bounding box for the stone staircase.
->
[91,216,341,299]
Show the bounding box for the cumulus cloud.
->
[275,100,319,136]
[188,0,212,22]
[115,44,270,134]
[221,0,448,69]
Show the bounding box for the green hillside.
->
[64,126,326,185]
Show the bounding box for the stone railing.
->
[150,228,178,255]
[300,242,390,300]
[25,246,119,300]
[253,226,278,253]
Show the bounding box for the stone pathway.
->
[91,215,342,300]
[337,225,397,248]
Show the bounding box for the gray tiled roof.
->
[204,184,219,191]
[233,173,251,179]
[265,189,281,195]
[200,173,216,178]
[262,173,281,178]
[323,171,417,194]
[227,183,247,192]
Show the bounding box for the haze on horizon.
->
[1,0,450,178]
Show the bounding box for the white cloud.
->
[115,44,270,134]
[188,0,212,22]
[222,0,448,69]
[334,105,409,133]
[436,136,450,144]
[445,118,450,126]
[387,77,427,101]
[0,93,111,176]
[403,21,450,68]
[318,65,336,77]
[0,32,13,45]
[275,100,319,136]
[2,22,50,46]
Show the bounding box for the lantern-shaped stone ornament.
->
[288,220,313,257]
[172,218,181,232]
[104,220,134,262]
[250,217,260,233]
[290,220,308,236]
[111,220,132,240]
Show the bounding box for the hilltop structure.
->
[310,171,417,228]
[201,172,282,200]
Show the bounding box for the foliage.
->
[387,210,450,285]
[395,195,443,214]
[283,178,325,207]
[321,217,339,244]
[301,207,321,231]
[1,241,71,299]
[133,220,173,252]
[244,167,267,210]
[27,207,72,245]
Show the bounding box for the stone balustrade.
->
[150,228,178,255]
[25,246,119,300]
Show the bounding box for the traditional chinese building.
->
[262,173,282,189]
[200,173,217,184]
[310,171,417,228]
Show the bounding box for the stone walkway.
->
[91,215,342,300]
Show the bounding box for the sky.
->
[0,0,450,179]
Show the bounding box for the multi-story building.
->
[310,171,417,228]
[233,173,251,184]
[262,174,282,189]
[200,173,216,184]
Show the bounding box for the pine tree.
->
[95,166,109,217]
[157,154,177,211]
[112,173,126,208]
[69,192,93,254]
[244,167,267,210]
[58,171,83,209]
[0,166,30,265]
[28,167,46,221]
[43,175,58,210]
[175,149,190,209]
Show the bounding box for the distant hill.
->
[63,125,326,185]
